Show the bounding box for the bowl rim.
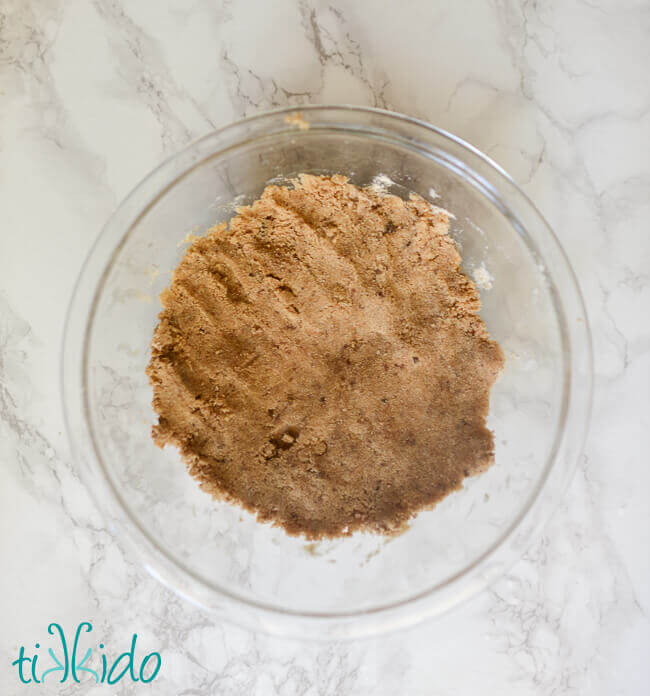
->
[61,104,593,639]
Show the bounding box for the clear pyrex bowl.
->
[62,106,592,639]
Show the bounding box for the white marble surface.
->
[1,0,649,693]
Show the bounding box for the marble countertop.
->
[1,1,648,693]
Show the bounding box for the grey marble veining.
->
[1,0,648,693]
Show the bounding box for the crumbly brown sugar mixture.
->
[147,175,504,539]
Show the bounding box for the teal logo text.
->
[11,622,161,685]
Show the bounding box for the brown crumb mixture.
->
[147,174,505,539]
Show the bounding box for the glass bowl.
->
[62,105,592,639]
